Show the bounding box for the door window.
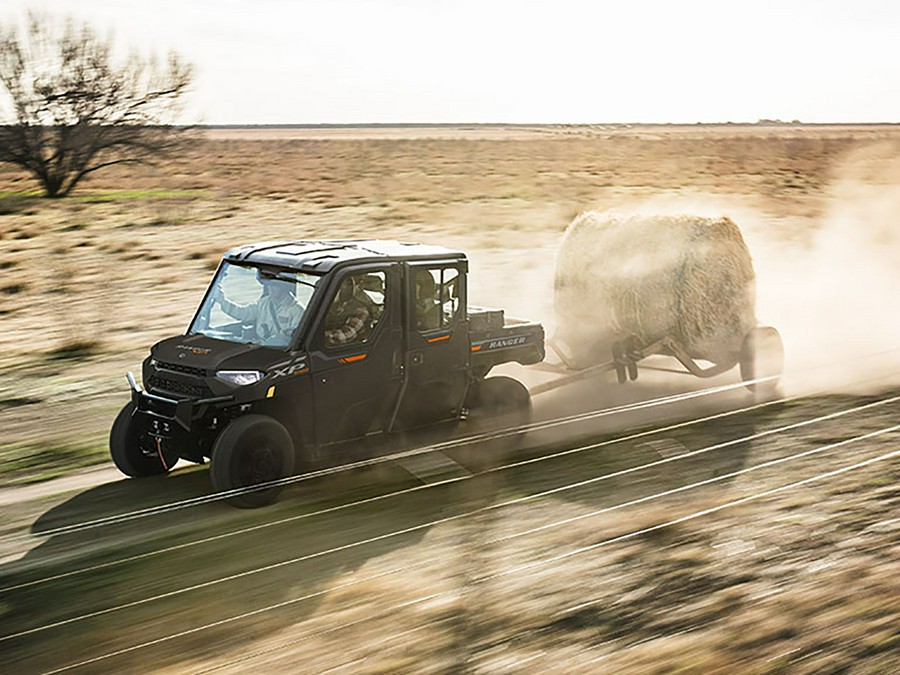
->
[413,267,460,332]
[322,271,386,348]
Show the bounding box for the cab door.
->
[394,262,470,429]
[308,264,403,446]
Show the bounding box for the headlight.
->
[215,370,264,386]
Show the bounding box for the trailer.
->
[531,326,783,396]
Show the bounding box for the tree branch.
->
[0,11,193,197]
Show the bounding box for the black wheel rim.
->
[237,441,283,487]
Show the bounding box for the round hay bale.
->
[553,211,757,368]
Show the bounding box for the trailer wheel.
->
[740,326,784,396]
[210,415,295,508]
[110,402,174,477]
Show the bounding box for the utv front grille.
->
[156,361,207,377]
[147,375,213,399]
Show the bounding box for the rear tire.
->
[466,376,532,430]
[110,402,174,477]
[210,415,295,508]
[453,376,532,471]
[740,326,784,396]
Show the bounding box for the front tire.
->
[210,415,295,508]
[110,402,174,477]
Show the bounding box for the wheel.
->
[453,376,532,471]
[466,376,532,429]
[612,342,627,384]
[740,326,784,396]
[210,415,295,508]
[110,402,176,477]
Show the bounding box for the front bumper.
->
[127,371,234,432]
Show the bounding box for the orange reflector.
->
[427,334,451,343]
[266,386,276,398]
[339,353,367,364]
[471,345,482,352]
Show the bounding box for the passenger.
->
[414,270,440,330]
[324,276,372,346]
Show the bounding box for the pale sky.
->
[4,0,900,124]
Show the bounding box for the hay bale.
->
[554,211,757,367]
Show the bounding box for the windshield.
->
[189,262,320,348]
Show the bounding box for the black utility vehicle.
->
[111,240,544,506]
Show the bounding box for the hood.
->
[150,334,289,372]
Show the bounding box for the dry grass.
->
[1,124,899,672]
[2,124,897,455]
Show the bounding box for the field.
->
[0,124,899,672]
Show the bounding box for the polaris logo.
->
[176,344,212,355]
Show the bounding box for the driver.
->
[214,277,302,345]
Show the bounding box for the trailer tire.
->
[210,415,295,508]
[740,326,784,396]
[110,402,174,477]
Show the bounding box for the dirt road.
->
[1,365,898,673]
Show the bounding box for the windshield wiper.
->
[258,269,318,288]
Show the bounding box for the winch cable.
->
[155,438,169,472]
[36,438,900,674]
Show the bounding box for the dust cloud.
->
[477,144,900,399]
[750,145,900,393]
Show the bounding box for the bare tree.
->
[0,12,193,198]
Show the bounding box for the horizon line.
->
[198,121,900,129]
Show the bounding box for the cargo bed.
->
[468,306,545,377]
